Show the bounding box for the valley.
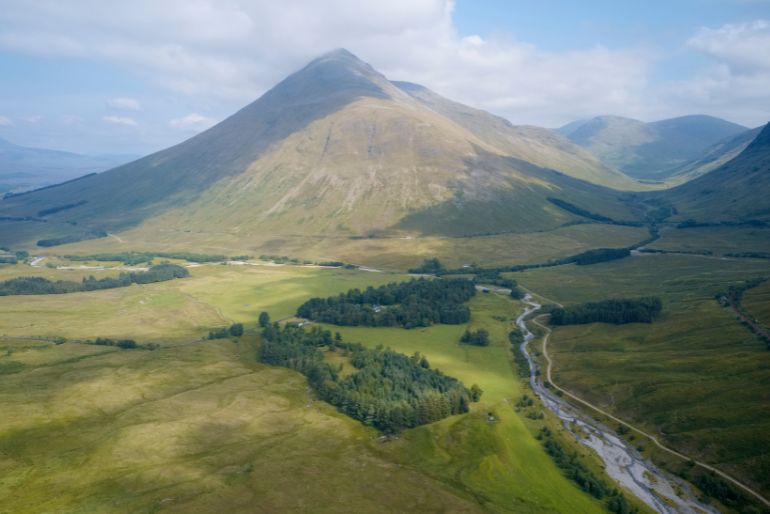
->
[1,43,769,514]
[0,262,621,514]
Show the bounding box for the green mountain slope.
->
[666,126,763,184]
[393,82,641,191]
[0,49,641,249]
[662,122,770,222]
[561,115,748,180]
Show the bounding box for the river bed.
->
[516,296,720,514]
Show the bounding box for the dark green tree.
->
[229,323,244,337]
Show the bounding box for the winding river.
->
[516,295,721,514]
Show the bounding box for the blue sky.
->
[456,1,766,52]
[0,0,768,156]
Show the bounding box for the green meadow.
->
[0,263,616,514]
[514,253,770,498]
[744,280,770,327]
[649,225,770,256]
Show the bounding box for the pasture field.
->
[0,264,616,514]
[42,222,649,270]
[324,292,632,513]
[649,225,770,256]
[514,254,770,497]
[744,280,770,327]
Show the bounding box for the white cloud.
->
[0,115,12,126]
[0,0,651,126]
[688,20,770,73]
[0,1,767,128]
[103,115,138,127]
[169,113,217,131]
[107,97,142,111]
[655,19,770,125]
[21,115,42,123]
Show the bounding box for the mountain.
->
[0,49,642,250]
[661,122,770,223]
[0,137,137,193]
[560,115,748,180]
[666,126,763,184]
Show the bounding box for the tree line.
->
[92,337,159,350]
[408,245,633,279]
[0,263,189,296]
[537,426,638,513]
[36,229,108,247]
[460,329,490,346]
[63,251,248,266]
[549,297,662,325]
[208,323,244,339]
[258,321,480,432]
[296,278,476,329]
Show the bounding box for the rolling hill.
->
[0,49,644,250]
[666,126,763,184]
[0,137,135,194]
[661,121,770,223]
[559,115,748,180]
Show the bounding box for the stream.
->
[516,295,721,514]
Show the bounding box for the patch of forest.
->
[715,278,770,348]
[296,278,476,329]
[258,321,481,432]
[547,197,642,227]
[37,229,108,247]
[62,251,249,265]
[0,263,189,295]
[549,297,662,325]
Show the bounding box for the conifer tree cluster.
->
[258,322,479,432]
[296,278,476,329]
[0,263,189,295]
[549,297,662,325]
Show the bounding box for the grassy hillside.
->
[0,263,613,513]
[561,115,748,180]
[662,122,770,223]
[0,49,644,250]
[515,254,770,497]
[666,126,763,185]
[394,81,641,191]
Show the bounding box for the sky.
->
[0,0,768,156]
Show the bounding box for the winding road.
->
[525,301,770,511]
[516,295,724,514]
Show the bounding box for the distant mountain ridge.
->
[661,122,770,223]
[559,114,749,180]
[0,137,136,194]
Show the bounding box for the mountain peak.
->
[258,48,392,109]
[312,48,361,64]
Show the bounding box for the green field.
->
[649,225,770,256]
[515,254,770,498]
[744,280,770,328]
[323,293,625,513]
[0,264,615,513]
[34,222,649,270]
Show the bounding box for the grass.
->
[0,337,494,514]
[322,293,607,514]
[743,280,770,328]
[42,222,649,270]
[650,225,770,256]
[515,254,770,498]
[0,264,612,513]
